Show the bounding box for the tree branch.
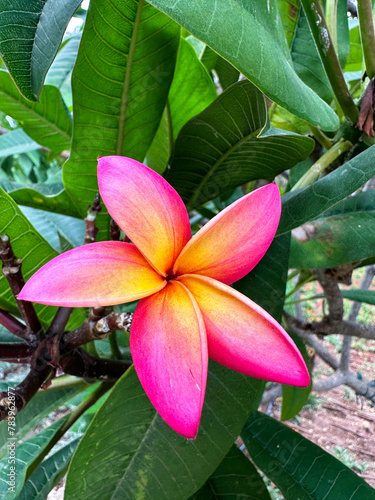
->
[0,343,33,362]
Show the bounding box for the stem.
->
[291,139,352,191]
[47,307,73,337]
[0,308,27,339]
[0,343,33,362]
[26,382,111,481]
[309,125,333,150]
[301,0,359,123]
[357,0,375,79]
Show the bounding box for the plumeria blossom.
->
[19,156,310,438]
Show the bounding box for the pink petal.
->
[18,242,166,307]
[174,183,281,284]
[131,281,208,438]
[98,156,191,276]
[179,275,310,387]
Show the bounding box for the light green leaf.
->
[291,7,333,103]
[146,37,217,173]
[0,71,72,153]
[63,0,180,239]
[337,0,350,69]
[242,411,375,500]
[0,179,78,216]
[289,191,375,268]
[147,0,339,131]
[0,129,40,158]
[18,438,80,500]
[0,0,81,100]
[345,25,363,74]
[188,445,271,500]
[65,364,263,500]
[167,81,314,209]
[278,145,375,235]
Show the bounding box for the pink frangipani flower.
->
[19,156,310,438]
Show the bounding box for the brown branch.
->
[62,349,131,381]
[84,194,101,244]
[46,307,73,337]
[110,219,121,241]
[0,235,43,343]
[313,269,343,325]
[0,308,27,339]
[0,343,33,362]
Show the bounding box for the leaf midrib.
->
[116,0,145,155]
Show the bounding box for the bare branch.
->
[0,343,33,363]
[84,194,101,244]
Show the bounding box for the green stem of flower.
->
[357,0,375,79]
[309,125,333,150]
[291,138,352,192]
[301,0,359,123]
[25,382,111,481]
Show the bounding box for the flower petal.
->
[179,275,310,387]
[131,281,208,438]
[98,156,191,276]
[18,242,166,307]
[174,183,281,284]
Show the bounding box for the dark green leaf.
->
[0,71,72,153]
[278,145,375,235]
[63,0,180,239]
[18,438,80,500]
[146,38,216,173]
[281,333,312,421]
[291,7,333,103]
[242,411,375,500]
[167,81,313,209]
[290,191,375,268]
[0,0,81,100]
[0,129,40,158]
[0,418,68,498]
[189,445,271,500]
[214,57,239,90]
[147,0,339,130]
[65,364,263,500]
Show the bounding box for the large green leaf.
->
[242,411,375,499]
[289,191,375,268]
[278,145,375,235]
[189,445,271,500]
[0,129,40,158]
[0,418,68,499]
[65,364,264,500]
[0,0,81,100]
[167,81,314,209]
[291,7,333,103]
[188,445,271,500]
[18,438,80,500]
[63,0,180,239]
[0,179,78,216]
[0,385,82,462]
[146,37,217,173]
[0,71,72,153]
[147,0,339,131]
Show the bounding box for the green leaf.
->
[0,179,78,216]
[65,364,263,500]
[63,0,180,239]
[19,206,85,253]
[291,7,333,103]
[0,0,81,100]
[189,445,271,500]
[0,385,82,462]
[0,129,40,158]
[147,0,339,131]
[345,25,363,73]
[281,333,311,421]
[146,38,216,173]
[278,145,375,235]
[167,81,313,209]
[0,418,68,498]
[337,0,350,69]
[214,57,239,90]
[277,0,301,46]
[18,438,80,500]
[242,411,375,500]
[293,289,375,306]
[0,71,72,153]
[289,191,375,268]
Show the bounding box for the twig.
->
[84,194,101,244]
[110,219,121,241]
[313,269,343,325]
[46,307,74,337]
[0,235,43,343]
[62,350,131,381]
[0,343,33,362]
[0,308,27,339]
